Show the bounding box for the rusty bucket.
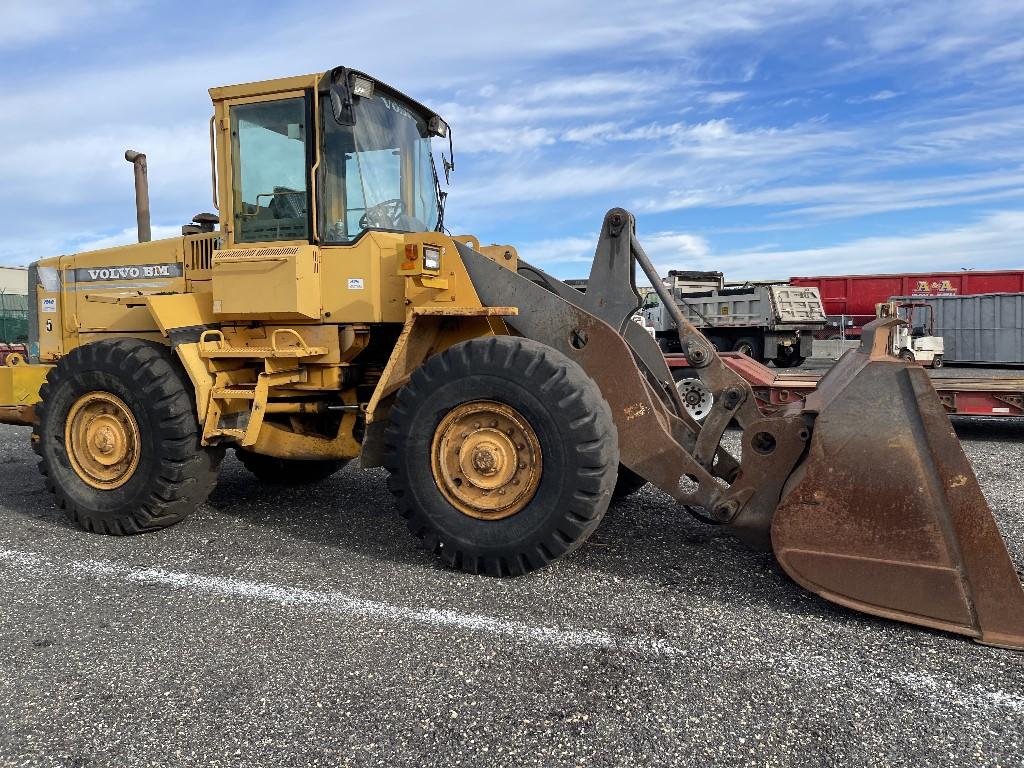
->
[772,319,1024,649]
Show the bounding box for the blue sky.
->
[1,0,1022,280]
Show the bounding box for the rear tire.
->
[899,349,916,363]
[33,339,223,535]
[235,449,347,485]
[733,336,763,361]
[931,356,944,369]
[384,336,619,576]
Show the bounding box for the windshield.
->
[320,92,441,243]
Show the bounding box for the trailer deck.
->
[665,352,1024,419]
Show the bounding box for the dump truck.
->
[1,67,1022,650]
[642,277,826,367]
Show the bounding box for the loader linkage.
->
[461,208,1024,650]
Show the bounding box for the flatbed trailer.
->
[665,352,1024,419]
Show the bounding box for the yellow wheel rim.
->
[430,400,543,521]
[65,391,141,490]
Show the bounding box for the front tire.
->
[235,449,346,485]
[384,336,619,576]
[33,339,222,535]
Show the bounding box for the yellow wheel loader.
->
[3,67,1023,649]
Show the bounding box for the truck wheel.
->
[733,336,763,361]
[33,339,223,535]
[931,356,944,369]
[384,336,619,576]
[612,465,647,500]
[899,349,916,363]
[235,449,347,485]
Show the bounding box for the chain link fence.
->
[810,314,869,360]
[0,292,28,343]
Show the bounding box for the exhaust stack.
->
[124,150,151,243]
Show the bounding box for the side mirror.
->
[330,81,356,126]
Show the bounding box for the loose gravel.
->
[0,416,1021,768]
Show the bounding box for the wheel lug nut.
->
[473,422,480,429]
[516,443,524,450]
[518,461,526,469]
[490,420,498,428]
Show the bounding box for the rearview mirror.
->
[330,80,356,126]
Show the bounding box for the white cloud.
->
[712,210,1024,278]
[515,230,710,277]
[0,1,136,50]
[846,89,903,104]
[702,91,746,105]
[516,236,596,265]
[71,225,184,254]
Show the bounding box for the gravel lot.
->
[0,414,1022,767]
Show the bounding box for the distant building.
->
[0,267,28,296]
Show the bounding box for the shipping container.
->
[790,270,1024,335]
[891,293,1024,365]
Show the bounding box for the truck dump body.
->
[892,292,1024,365]
[666,353,1024,419]
[644,283,825,366]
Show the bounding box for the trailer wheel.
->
[733,336,763,361]
[235,449,347,485]
[33,339,223,535]
[384,336,619,576]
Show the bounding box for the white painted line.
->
[0,547,682,658]
[1,546,1023,716]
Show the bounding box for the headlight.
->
[422,245,441,271]
[351,75,375,99]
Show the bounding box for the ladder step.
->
[200,345,328,359]
[211,387,257,400]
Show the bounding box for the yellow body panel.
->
[213,243,321,320]
[0,363,49,425]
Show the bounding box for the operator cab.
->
[212,67,449,249]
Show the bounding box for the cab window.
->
[230,97,310,242]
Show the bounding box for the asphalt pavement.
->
[0,417,1022,768]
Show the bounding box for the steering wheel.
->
[359,198,405,229]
